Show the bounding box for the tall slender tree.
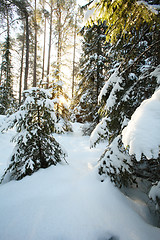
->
[0,2,15,114]
[72,14,77,98]
[18,28,25,104]
[41,7,49,82]
[53,0,76,84]
[46,0,54,89]
[9,0,31,91]
[33,0,37,87]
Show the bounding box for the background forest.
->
[0,0,160,235]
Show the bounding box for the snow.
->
[84,8,95,23]
[0,118,160,240]
[139,64,151,73]
[24,87,52,98]
[122,89,160,161]
[149,182,160,210]
[98,69,123,110]
[151,65,160,84]
[128,73,138,80]
[0,116,15,177]
[84,0,99,23]
[137,1,160,15]
[90,116,109,148]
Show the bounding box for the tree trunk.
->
[0,59,2,84]
[96,25,101,124]
[24,13,29,91]
[57,1,62,82]
[33,0,37,87]
[72,14,77,99]
[56,1,62,120]
[19,27,25,104]
[6,8,10,84]
[42,16,46,81]
[46,1,53,89]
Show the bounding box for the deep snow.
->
[122,88,160,161]
[0,119,160,240]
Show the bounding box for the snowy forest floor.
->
[0,119,160,240]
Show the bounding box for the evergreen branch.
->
[81,0,94,10]
[124,25,151,59]
[121,39,160,75]
[0,17,25,36]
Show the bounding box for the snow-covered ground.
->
[0,118,160,240]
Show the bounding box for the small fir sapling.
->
[1,87,67,182]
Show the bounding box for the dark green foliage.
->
[73,21,109,134]
[4,134,64,181]
[0,37,16,115]
[90,3,160,188]
[98,136,137,188]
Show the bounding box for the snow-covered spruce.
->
[90,116,109,148]
[122,88,160,208]
[1,87,66,182]
[91,61,159,188]
[149,182,160,211]
[72,21,109,135]
[98,135,136,188]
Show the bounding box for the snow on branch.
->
[151,65,160,84]
[84,0,99,23]
[137,1,160,15]
[98,69,123,109]
[122,88,160,161]
[149,182,160,210]
[90,116,109,148]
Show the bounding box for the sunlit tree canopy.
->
[86,0,160,43]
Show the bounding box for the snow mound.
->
[122,89,160,161]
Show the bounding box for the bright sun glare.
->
[59,96,68,106]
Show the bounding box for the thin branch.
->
[81,0,94,10]
[0,17,25,36]
[121,39,160,75]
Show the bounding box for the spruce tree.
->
[73,21,109,134]
[0,37,15,115]
[1,87,66,182]
[90,1,160,188]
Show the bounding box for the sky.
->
[77,0,87,6]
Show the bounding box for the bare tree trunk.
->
[96,25,101,124]
[6,8,10,83]
[42,16,46,81]
[19,27,25,104]
[57,1,62,81]
[0,59,2,84]
[24,13,29,90]
[33,0,37,87]
[72,14,77,99]
[56,1,62,120]
[46,1,53,89]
